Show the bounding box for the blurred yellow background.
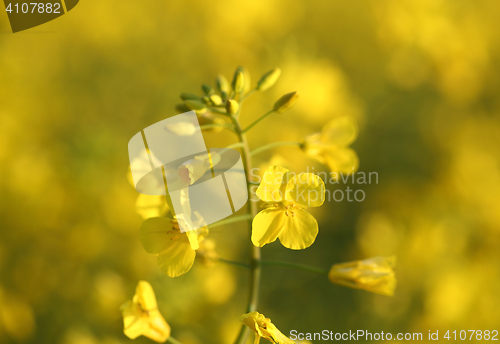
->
[1,0,500,343]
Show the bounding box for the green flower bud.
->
[185,100,207,113]
[209,94,223,106]
[202,96,211,104]
[220,91,228,101]
[180,93,201,101]
[216,75,230,93]
[202,83,214,95]
[175,103,191,113]
[257,68,281,91]
[232,68,245,94]
[273,92,299,114]
[226,99,239,115]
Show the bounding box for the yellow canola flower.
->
[120,281,171,343]
[302,116,359,174]
[240,311,295,344]
[140,215,208,277]
[328,256,397,296]
[252,166,325,250]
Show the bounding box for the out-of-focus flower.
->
[178,151,221,185]
[328,256,397,296]
[252,166,325,249]
[140,214,208,277]
[240,311,295,344]
[195,238,218,267]
[135,194,169,220]
[302,115,359,174]
[120,281,171,343]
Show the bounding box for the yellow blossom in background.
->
[252,166,325,249]
[195,238,219,267]
[120,281,171,343]
[328,256,397,296]
[240,311,295,344]
[140,216,208,277]
[302,116,359,174]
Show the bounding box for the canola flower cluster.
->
[122,67,397,344]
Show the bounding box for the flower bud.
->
[257,68,281,91]
[180,93,201,101]
[175,103,191,113]
[231,68,245,94]
[226,99,239,115]
[202,95,211,105]
[273,91,299,114]
[328,256,397,296]
[202,83,214,95]
[209,94,223,106]
[184,100,206,113]
[216,74,230,93]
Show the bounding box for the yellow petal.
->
[135,280,158,310]
[140,218,175,254]
[323,147,359,174]
[135,194,169,220]
[251,208,286,247]
[157,237,196,277]
[256,166,290,203]
[278,209,318,250]
[322,116,358,146]
[285,173,325,208]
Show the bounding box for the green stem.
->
[260,259,328,275]
[208,214,253,229]
[242,110,274,133]
[231,110,261,344]
[167,337,183,344]
[240,88,257,103]
[219,258,251,269]
[199,123,235,132]
[250,141,302,156]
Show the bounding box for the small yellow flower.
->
[140,215,208,277]
[120,281,171,343]
[328,256,397,296]
[240,312,295,344]
[302,116,359,174]
[252,166,325,250]
[195,238,219,267]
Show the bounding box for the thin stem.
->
[250,141,302,157]
[199,123,235,132]
[240,88,257,103]
[208,214,253,229]
[260,259,328,275]
[242,110,274,133]
[231,110,261,344]
[219,258,251,269]
[167,337,183,344]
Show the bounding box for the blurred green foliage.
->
[1,0,500,343]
